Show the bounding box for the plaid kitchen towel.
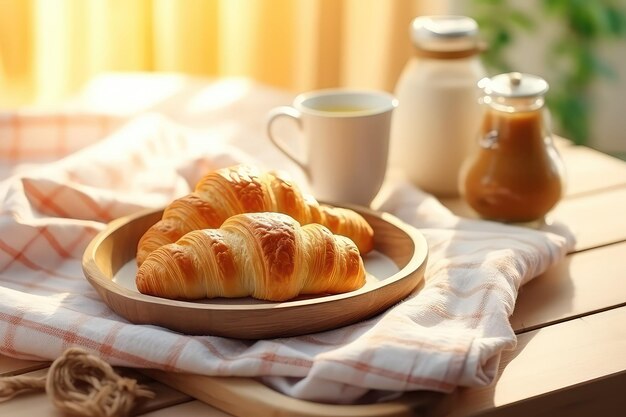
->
[0,80,574,404]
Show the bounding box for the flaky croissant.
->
[136,165,374,265]
[136,212,366,301]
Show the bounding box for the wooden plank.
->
[558,145,626,197]
[0,355,48,376]
[141,400,235,416]
[141,369,445,417]
[0,384,62,416]
[548,186,626,252]
[511,241,626,333]
[450,372,626,417]
[448,306,626,417]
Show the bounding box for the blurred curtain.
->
[0,0,447,106]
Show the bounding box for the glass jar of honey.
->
[459,72,565,223]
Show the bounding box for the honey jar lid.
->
[479,72,549,98]
[410,15,480,52]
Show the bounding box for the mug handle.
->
[266,106,309,176]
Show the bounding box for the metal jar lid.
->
[479,72,549,98]
[410,15,480,52]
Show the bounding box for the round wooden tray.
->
[82,205,428,339]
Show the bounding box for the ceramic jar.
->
[389,15,487,197]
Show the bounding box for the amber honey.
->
[461,108,563,222]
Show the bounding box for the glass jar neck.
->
[482,95,545,112]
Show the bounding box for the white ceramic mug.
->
[266,89,398,206]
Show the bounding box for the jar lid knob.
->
[509,72,523,87]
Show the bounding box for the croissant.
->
[136,164,374,265]
[136,212,366,301]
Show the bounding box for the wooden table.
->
[2,141,625,416]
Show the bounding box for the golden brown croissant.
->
[136,212,366,301]
[136,165,374,265]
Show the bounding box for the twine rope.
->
[0,347,154,417]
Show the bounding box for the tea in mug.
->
[312,105,370,113]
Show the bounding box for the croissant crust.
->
[136,212,366,301]
[136,165,374,265]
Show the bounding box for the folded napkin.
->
[0,108,574,404]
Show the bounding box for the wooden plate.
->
[82,205,428,339]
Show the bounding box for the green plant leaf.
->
[605,6,626,35]
[567,5,597,37]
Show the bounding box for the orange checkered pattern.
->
[0,112,123,165]
[0,110,574,404]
